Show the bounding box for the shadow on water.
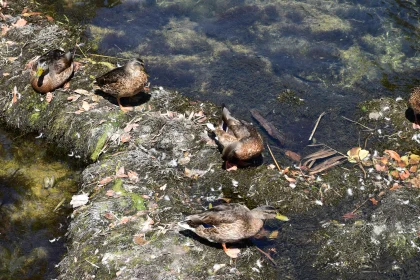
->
[34,0,420,278]
[0,128,80,280]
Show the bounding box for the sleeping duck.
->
[30,48,75,93]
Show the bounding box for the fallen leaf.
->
[7,57,17,62]
[124,123,139,132]
[120,217,130,224]
[82,101,90,111]
[70,193,89,208]
[12,18,27,27]
[1,25,10,36]
[127,171,139,182]
[370,198,378,205]
[21,12,42,16]
[11,86,18,104]
[384,150,401,162]
[46,92,53,103]
[104,212,115,220]
[120,133,131,143]
[399,170,410,180]
[285,150,301,162]
[105,190,115,197]
[2,72,9,76]
[390,170,399,179]
[116,166,128,178]
[133,234,148,245]
[99,176,113,185]
[45,15,54,21]
[375,164,387,172]
[342,212,356,219]
[389,183,401,191]
[74,89,90,95]
[410,165,418,173]
[67,94,80,102]
[284,174,296,183]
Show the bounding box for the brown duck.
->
[211,106,264,168]
[178,204,280,258]
[409,87,420,128]
[30,49,75,93]
[95,59,148,112]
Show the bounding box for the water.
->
[0,128,80,279]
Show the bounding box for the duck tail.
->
[178,221,196,232]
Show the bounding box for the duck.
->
[210,106,264,168]
[30,49,75,93]
[178,203,279,258]
[95,59,149,112]
[408,87,420,129]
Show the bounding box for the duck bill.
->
[275,212,289,221]
[36,67,44,77]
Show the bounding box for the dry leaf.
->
[285,150,301,162]
[99,176,113,185]
[342,212,356,219]
[268,230,279,239]
[116,166,128,178]
[11,86,18,104]
[7,57,17,62]
[45,15,54,21]
[1,25,10,36]
[105,190,115,197]
[104,212,115,220]
[12,18,27,27]
[384,150,401,162]
[127,171,139,182]
[82,101,90,111]
[390,170,399,179]
[74,89,90,95]
[70,193,89,208]
[284,174,296,183]
[410,165,418,173]
[369,198,378,205]
[120,217,130,224]
[21,12,42,16]
[124,123,139,132]
[46,92,53,103]
[399,170,410,180]
[120,133,131,143]
[389,183,401,191]
[375,164,387,172]
[67,94,80,102]
[133,234,148,245]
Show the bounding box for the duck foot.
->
[117,97,134,112]
[413,123,420,129]
[225,161,238,171]
[222,243,240,258]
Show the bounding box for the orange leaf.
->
[11,86,18,104]
[120,133,131,143]
[375,164,387,172]
[12,18,27,27]
[45,15,54,21]
[285,150,301,162]
[105,190,115,197]
[1,25,10,36]
[103,212,115,220]
[342,212,356,219]
[399,170,410,180]
[67,94,80,102]
[133,234,148,245]
[99,176,113,185]
[119,217,131,224]
[21,12,42,17]
[127,170,139,182]
[390,170,399,179]
[389,183,402,191]
[384,150,401,162]
[410,165,418,173]
[369,198,378,205]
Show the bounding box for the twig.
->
[309,112,326,141]
[76,43,87,58]
[85,259,100,269]
[351,198,370,213]
[53,198,66,212]
[89,53,129,60]
[255,246,277,266]
[341,116,374,131]
[267,144,281,172]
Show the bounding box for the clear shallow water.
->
[42,0,420,158]
[0,128,79,279]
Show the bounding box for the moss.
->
[90,128,110,162]
[112,178,146,211]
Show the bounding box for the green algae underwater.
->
[0,128,80,279]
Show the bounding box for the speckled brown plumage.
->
[95,59,148,112]
[409,87,420,115]
[30,49,74,93]
[178,204,277,245]
[215,107,264,164]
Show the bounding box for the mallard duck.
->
[211,106,264,168]
[408,87,420,129]
[95,59,149,112]
[178,204,278,258]
[30,49,75,93]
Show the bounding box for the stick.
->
[267,144,281,172]
[88,53,130,60]
[53,198,66,212]
[309,112,326,141]
[255,246,277,266]
[341,116,374,131]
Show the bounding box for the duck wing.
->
[95,67,126,86]
[221,107,251,139]
[186,204,248,227]
[41,49,73,75]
